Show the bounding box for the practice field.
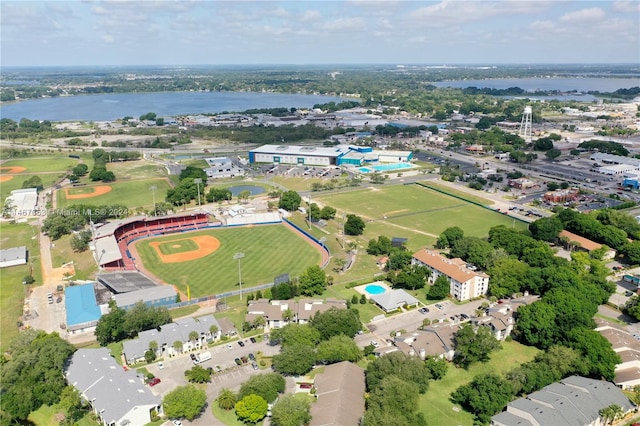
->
[134,224,323,297]
[314,184,527,238]
[2,157,80,173]
[57,178,171,209]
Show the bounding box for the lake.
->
[0,91,351,122]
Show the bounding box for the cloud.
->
[301,10,321,22]
[559,7,606,23]
[612,0,640,13]
[102,34,114,43]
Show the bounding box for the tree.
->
[209,324,219,339]
[566,327,620,381]
[529,216,563,242]
[72,164,89,176]
[298,265,327,296]
[367,235,393,255]
[21,175,44,191]
[173,340,183,353]
[316,335,362,363]
[545,148,562,160]
[310,307,361,340]
[451,236,495,269]
[279,190,302,211]
[206,188,232,203]
[144,349,156,363]
[238,372,286,403]
[271,394,311,426]
[189,330,199,346]
[515,302,557,348]
[272,345,316,375]
[319,206,336,220]
[235,394,268,424]
[599,404,623,425]
[451,373,515,424]
[365,351,431,394]
[424,355,448,380]
[344,214,365,235]
[363,376,426,426]
[95,303,128,345]
[163,385,207,421]
[70,230,92,252]
[270,323,320,348]
[57,386,86,425]
[238,189,252,203]
[179,165,207,182]
[386,249,412,271]
[427,275,450,300]
[184,365,212,383]
[435,226,464,249]
[0,330,76,423]
[217,388,237,411]
[454,324,501,368]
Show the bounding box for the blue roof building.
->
[65,284,102,333]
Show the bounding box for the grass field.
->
[57,178,171,209]
[157,239,199,255]
[2,157,80,173]
[104,160,168,180]
[419,341,540,425]
[0,221,42,351]
[135,225,323,298]
[315,184,527,239]
[28,405,99,426]
[50,234,98,281]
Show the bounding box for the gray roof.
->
[122,314,221,362]
[491,410,535,426]
[250,144,349,158]
[98,271,159,293]
[493,375,635,426]
[370,289,420,312]
[310,361,365,426]
[93,215,147,239]
[94,236,122,266]
[113,285,176,308]
[0,246,27,263]
[65,348,160,425]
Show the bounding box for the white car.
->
[370,340,379,348]
[158,362,164,369]
[226,343,233,350]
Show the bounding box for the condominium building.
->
[411,249,489,301]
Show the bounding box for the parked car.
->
[158,362,164,369]
[252,361,259,370]
[190,353,197,361]
[227,343,233,350]
[435,303,443,310]
[234,358,242,366]
[241,356,248,364]
[238,340,245,347]
[248,353,256,361]
[419,307,429,314]
[370,340,379,348]
[148,377,161,387]
[249,337,257,343]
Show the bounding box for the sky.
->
[1,0,639,67]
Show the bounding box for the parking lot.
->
[265,164,342,179]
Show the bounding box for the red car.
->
[148,377,161,387]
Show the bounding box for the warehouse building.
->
[248,144,412,167]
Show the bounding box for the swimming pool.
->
[365,284,387,295]
[358,163,414,173]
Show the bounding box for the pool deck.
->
[353,281,392,299]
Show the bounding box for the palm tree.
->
[282,309,294,323]
[172,340,183,354]
[599,404,623,425]
[149,340,158,356]
[253,316,267,329]
[189,331,200,348]
[217,388,237,411]
[209,324,219,340]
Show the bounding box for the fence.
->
[282,218,332,268]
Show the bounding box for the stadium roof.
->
[65,284,101,326]
[113,285,176,308]
[93,236,122,266]
[97,271,159,293]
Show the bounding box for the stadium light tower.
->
[233,252,245,300]
[519,106,532,144]
[194,178,202,207]
[150,185,157,215]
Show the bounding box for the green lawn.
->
[135,225,322,298]
[419,341,540,426]
[2,156,80,173]
[0,221,42,351]
[57,178,172,210]
[315,184,527,239]
[28,404,100,426]
[50,234,98,280]
[106,160,168,180]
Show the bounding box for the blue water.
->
[227,185,266,196]
[0,91,350,122]
[359,163,413,173]
[365,284,386,295]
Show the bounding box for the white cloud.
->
[102,34,114,43]
[559,7,606,23]
[612,0,640,13]
[301,10,321,22]
[315,17,366,32]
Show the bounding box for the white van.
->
[196,351,212,363]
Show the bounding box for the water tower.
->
[519,106,532,143]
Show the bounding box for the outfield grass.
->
[57,178,171,210]
[2,157,80,173]
[0,221,42,351]
[105,160,168,180]
[419,340,540,425]
[135,225,322,298]
[157,239,198,255]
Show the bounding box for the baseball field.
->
[133,224,323,298]
[56,178,171,209]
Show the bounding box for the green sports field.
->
[135,224,322,298]
[314,184,527,239]
[1,157,80,173]
[157,239,199,255]
[56,178,171,210]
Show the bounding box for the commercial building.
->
[0,246,27,268]
[204,157,244,178]
[65,284,102,334]
[412,249,489,301]
[4,188,38,217]
[248,144,412,167]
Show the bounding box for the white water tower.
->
[519,106,532,143]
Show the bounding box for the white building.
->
[0,246,27,268]
[5,188,38,217]
[411,249,489,301]
[204,157,244,178]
